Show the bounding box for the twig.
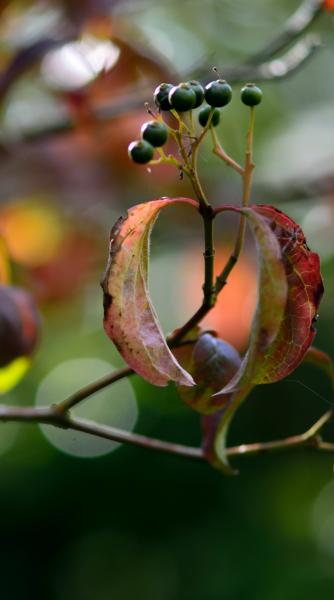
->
[214,106,256,295]
[56,365,133,413]
[193,35,322,86]
[227,410,334,456]
[246,0,323,64]
[0,404,333,465]
[2,33,323,146]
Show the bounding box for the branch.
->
[246,0,324,64]
[221,34,322,83]
[227,409,334,457]
[55,335,198,412]
[56,365,133,412]
[0,404,333,466]
[2,29,323,146]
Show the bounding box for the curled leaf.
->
[214,205,288,397]
[250,205,324,383]
[210,205,323,471]
[102,198,198,387]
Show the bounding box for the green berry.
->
[240,83,263,106]
[187,80,204,108]
[141,121,168,147]
[198,106,220,127]
[168,83,196,112]
[204,79,232,107]
[154,83,174,111]
[128,140,154,164]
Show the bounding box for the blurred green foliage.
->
[0,0,334,598]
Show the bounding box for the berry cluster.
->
[128,78,262,164]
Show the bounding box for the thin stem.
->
[215,106,256,295]
[0,404,333,465]
[149,151,186,172]
[243,107,255,207]
[170,110,192,135]
[167,206,215,346]
[227,410,334,457]
[175,124,210,208]
[246,0,323,65]
[56,335,198,413]
[202,208,215,307]
[56,365,133,413]
[169,303,211,346]
[211,128,244,175]
[66,416,204,460]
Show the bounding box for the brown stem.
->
[215,107,255,295]
[211,128,244,175]
[246,0,323,65]
[0,405,333,465]
[56,365,133,413]
[227,410,334,457]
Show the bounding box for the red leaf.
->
[207,205,323,472]
[102,198,198,387]
[213,205,288,396]
[251,205,324,383]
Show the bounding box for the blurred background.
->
[1,0,334,598]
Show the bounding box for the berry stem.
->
[170,109,192,134]
[211,128,244,175]
[242,106,256,207]
[215,105,256,295]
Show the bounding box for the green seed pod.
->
[187,80,205,108]
[240,83,263,106]
[141,120,168,147]
[153,83,174,111]
[204,79,232,107]
[168,82,197,112]
[198,106,220,127]
[128,140,154,164]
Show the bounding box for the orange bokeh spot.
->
[0,199,63,267]
[323,0,334,9]
[182,246,257,351]
[0,237,10,284]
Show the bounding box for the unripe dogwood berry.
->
[187,80,205,108]
[141,121,168,147]
[168,83,197,112]
[153,83,174,111]
[204,79,232,107]
[240,83,263,106]
[128,140,154,164]
[198,106,220,127]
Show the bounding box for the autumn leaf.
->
[214,205,323,396]
[250,205,324,383]
[208,205,323,471]
[101,198,198,387]
[213,205,288,397]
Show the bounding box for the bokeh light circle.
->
[35,358,137,458]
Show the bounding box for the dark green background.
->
[1,1,334,598]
